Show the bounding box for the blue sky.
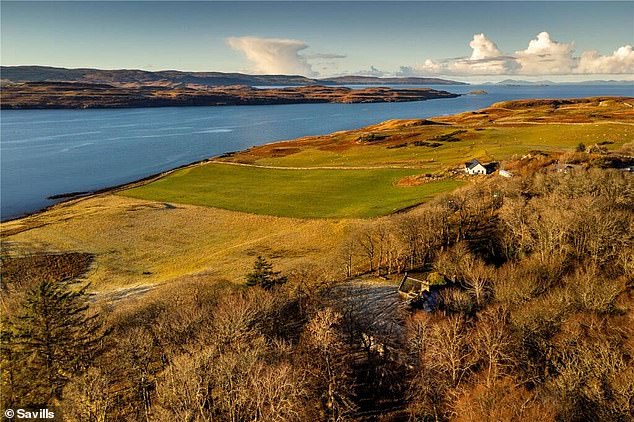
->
[2,1,633,81]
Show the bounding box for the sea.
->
[1,84,633,220]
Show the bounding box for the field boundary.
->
[210,161,430,170]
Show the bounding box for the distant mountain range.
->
[319,75,467,85]
[0,66,466,87]
[490,79,634,86]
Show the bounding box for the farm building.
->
[465,159,487,175]
[398,272,454,312]
[398,273,428,299]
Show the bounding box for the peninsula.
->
[0,82,459,109]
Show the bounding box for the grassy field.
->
[280,124,628,166]
[121,163,464,218]
[2,97,632,291]
[1,195,356,289]
[119,98,631,220]
[223,97,634,170]
[228,123,633,169]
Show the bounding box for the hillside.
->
[321,75,467,85]
[2,96,632,287]
[0,82,459,109]
[2,96,633,420]
[494,79,634,86]
[0,65,465,87]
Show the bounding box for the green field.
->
[5,97,632,290]
[250,124,634,169]
[120,163,463,218]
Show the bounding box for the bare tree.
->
[463,259,494,308]
[357,226,378,273]
[339,237,358,279]
[433,242,471,283]
[62,368,113,422]
[565,265,624,314]
[471,306,515,386]
[301,308,356,421]
[426,315,475,387]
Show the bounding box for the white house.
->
[465,159,487,175]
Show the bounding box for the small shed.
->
[465,159,487,175]
[398,273,429,299]
[499,169,513,178]
[398,272,458,312]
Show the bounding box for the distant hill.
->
[493,78,633,86]
[0,66,319,87]
[572,80,634,85]
[495,79,556,86]
[0,65,466,87]
[320,75,467,85]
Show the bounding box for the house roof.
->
[398,275,426,294]
[465,159,483,169]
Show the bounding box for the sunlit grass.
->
[121,163,464,218]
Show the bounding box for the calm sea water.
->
[1,84,633,220]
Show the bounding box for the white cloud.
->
[576,45,634,74]
[354,65,387,77]
[469,33,502,60]
[416,59,444,74]
[514,31,576,74]
[454,57,519,75]
[407,32,634,77]
[227,36,315,76]
[409,34,518,76]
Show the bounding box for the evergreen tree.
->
[9,279,103,406]
[0,318,22,410]
[245,256,287,289]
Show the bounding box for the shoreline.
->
[2,95,631,224]
[0,155,224,224]
[0,83,461,110]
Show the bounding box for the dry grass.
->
[220,97,634,170]
[2,97,632,292]
[1,195,358,290]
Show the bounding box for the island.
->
[0,82,460,109]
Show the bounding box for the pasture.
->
[121,163,464,218]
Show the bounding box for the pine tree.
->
[10,279,103,406]
[0,318,22,410]
[245,256,287,289]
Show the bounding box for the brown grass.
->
[1,195,360,291]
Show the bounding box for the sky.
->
[1,1,633,82]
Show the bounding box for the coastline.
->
[0,156,223,224]
[0,83,460,110]
[2,95,632,224]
